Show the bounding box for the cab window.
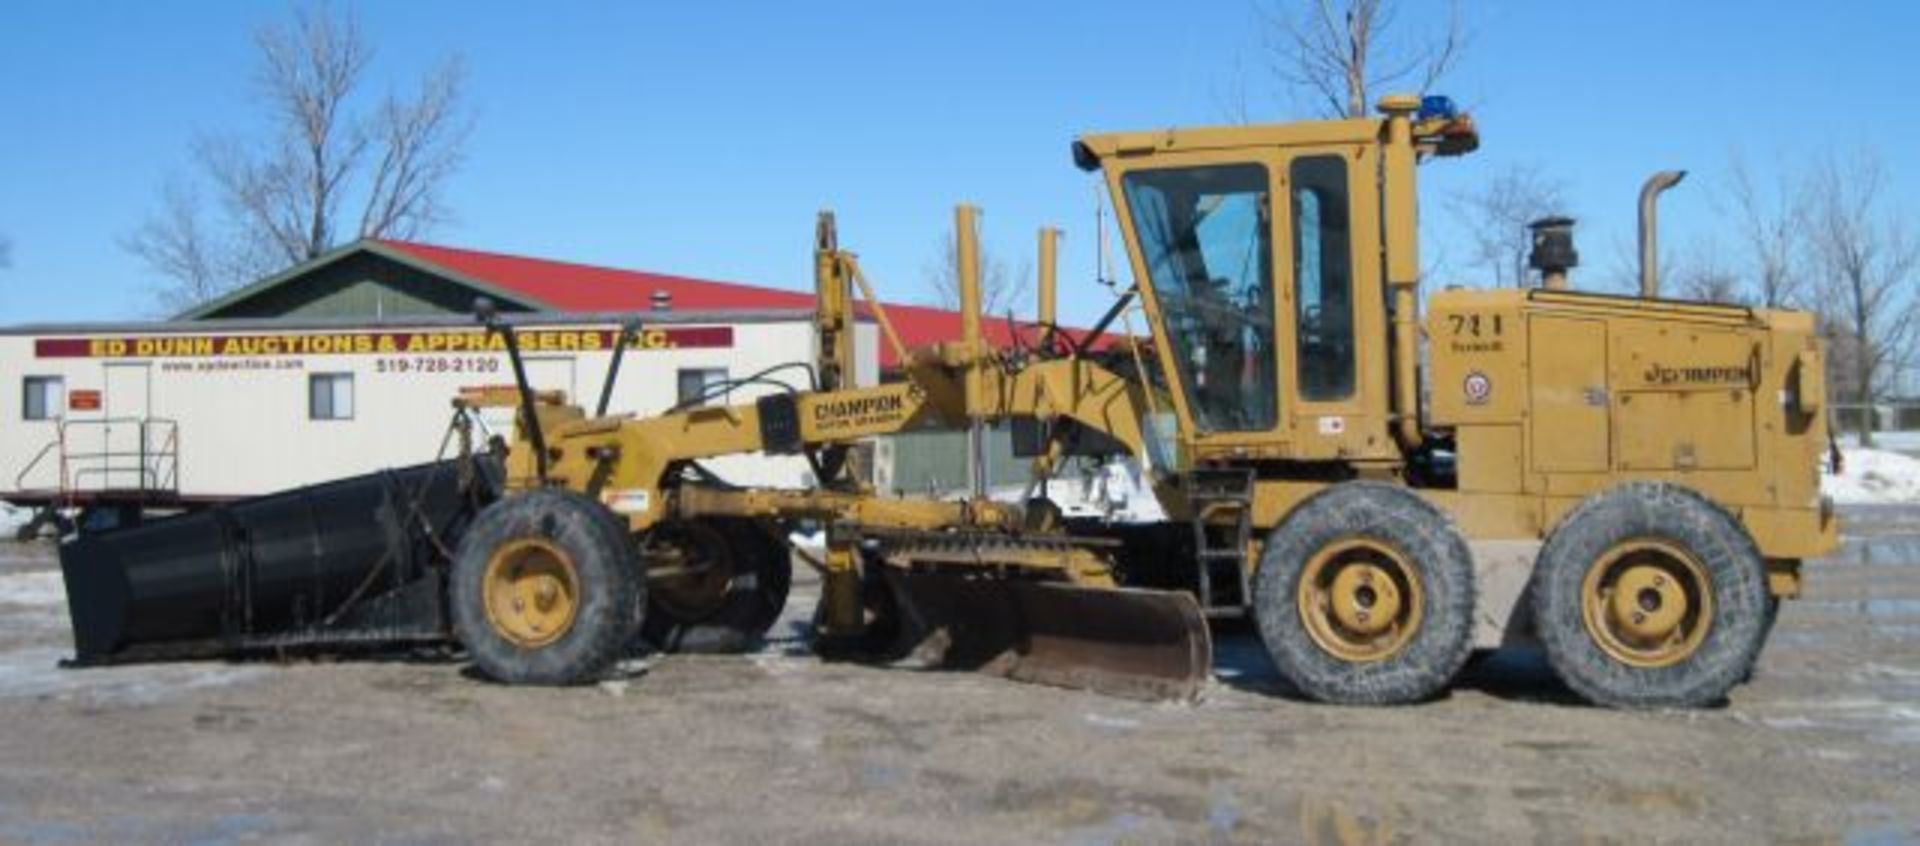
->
[1291,155,1355,401]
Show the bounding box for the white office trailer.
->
[1,310,877,531]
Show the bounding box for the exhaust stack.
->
[1638,170,1687,298]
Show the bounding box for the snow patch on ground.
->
[0,570,66,611]
[1839,430,1920,454]
[984,459,1168,523]
[0,504,30,537]
[0,561,265,703]
[1823,448,1920,505]
[0,645,266,704]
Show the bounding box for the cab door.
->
[1110,154,1285,462]
[1278,146,1392,461]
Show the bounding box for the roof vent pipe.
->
[651,290,672,312]
[1638,170,1686,299]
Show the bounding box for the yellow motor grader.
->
[439,94,1835,708]
[60,95,1837,708]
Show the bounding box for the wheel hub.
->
[1581,540,1713,668]
[483,539,581,648]
[1328,562,1403,636]
[1607,564,1687,640]
[1297,539,1424,662]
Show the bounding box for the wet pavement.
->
[0,506,1915,843]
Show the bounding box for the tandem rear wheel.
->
[1252,482,1477,706]
[639,518,792,654]
[451,489,644,685]
[1530,483,1770,709]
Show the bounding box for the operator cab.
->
[1074,97,1477,471]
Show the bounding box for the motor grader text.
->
[61,96,1838,708]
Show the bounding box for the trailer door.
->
[101,363,153,492]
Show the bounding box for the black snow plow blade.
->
[58,456,498,664]
[886,570,1213,702]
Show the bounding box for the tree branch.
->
[1264,0,1466,119]
[124,1,472,311]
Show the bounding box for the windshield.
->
[1122,164,1276,432]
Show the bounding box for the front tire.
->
[1252,482,1477,705]
[1530,483,1769,709]
[451,490,643,685]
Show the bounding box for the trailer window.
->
[1291,155,1355,401]
[309,373,354,420]
[22,376,63,421]
[677,368,729,407]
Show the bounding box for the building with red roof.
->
[180,239,1086,368]
[2,238,1110,514]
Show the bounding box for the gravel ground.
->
[0,507,1915,844]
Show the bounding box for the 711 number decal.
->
[1446,312,1506,354]
[1447,313,1504,338]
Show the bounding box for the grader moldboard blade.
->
[883,569,1213,702]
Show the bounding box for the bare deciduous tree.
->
[1450,165,1570,288]
[1263,0,1464,118]
[1673,238,1747,304]
[1806,150,1920,446]
[122,181,257,314]
[1599,233,1680,298]
[125,2,471,311]
[1213,53,1255,125]
[358,56,468,242]
[923,231,1033,321]
[1722,150,1804,309]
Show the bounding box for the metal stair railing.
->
[13,417,181,505]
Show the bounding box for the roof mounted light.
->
[1417,95,1458,122]
[1393,92,1476,158]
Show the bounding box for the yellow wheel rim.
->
[1296,538,1425,662]
[482,538,580,648]
[1580,539,1713,668]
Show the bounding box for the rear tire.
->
[1530,483,1769,709]
[451,490,642,685]
[1252,482,1476,705]
[641,519,791,654]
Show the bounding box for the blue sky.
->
[2,2,1915,327]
